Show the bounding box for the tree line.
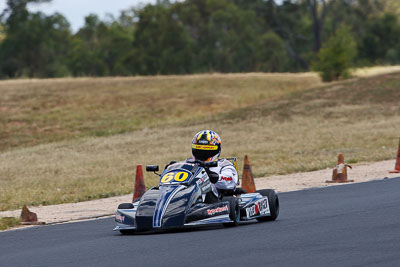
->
[0,0,399,80]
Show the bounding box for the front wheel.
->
[119,229,136,235]
[222,196,239,227]
[256,189,279,222]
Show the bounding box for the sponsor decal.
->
[246,198,269,218]
[196,177,204,185]
[198,140,209,144]
[220,176,233,181]
[207,205,229,216]
[115,213,125,223]
[201,182,211,192]
[192,144,218,150]
[196,177,211,192]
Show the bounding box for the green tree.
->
[0,24,4,42]
[70,14,134,76]
[69,36,108,77]
[359,13,400,64]
[384,0,400,15]
[255,31,288,72]
[261,0,312,70]
[171,0,265,73]
[0,12,71,78]
[0,0,51,31]
[0,0,397,78]
[203,0,261,72]
[130,4,193,75]
[312,25,357,82]
[0,0,72,78]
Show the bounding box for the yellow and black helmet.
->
[192,130,222,162]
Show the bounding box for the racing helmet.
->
[192,130,221,162]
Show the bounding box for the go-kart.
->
[113,159,279,234]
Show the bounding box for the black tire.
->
[204,191,219,204]
[255,189,279,222]
[222,196,239,227]
[119,229,135,235]
[118,203,134,209]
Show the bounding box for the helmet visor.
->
[192,144,220,161]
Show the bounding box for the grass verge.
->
[0,217,20,230]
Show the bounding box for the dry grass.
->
[1,69,400,211]
[351,65,400,77]
[0,73,320,151]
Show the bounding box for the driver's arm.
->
[205,168,220,183]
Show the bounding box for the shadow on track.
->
[112,220,259,236]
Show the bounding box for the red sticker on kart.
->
[207,205,228,216]
[246,199,269,218]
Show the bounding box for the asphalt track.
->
[1,177,400,267]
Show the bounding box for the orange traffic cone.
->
[326,153,354,183]
[389,137,400,173]
[20,205,45,225]
[133,165,146,202]
[241,155,256,193]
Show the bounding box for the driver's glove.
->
[205,169,219,184]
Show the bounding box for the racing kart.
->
[114,159,279,234]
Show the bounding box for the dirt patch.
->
[1,159,398,230]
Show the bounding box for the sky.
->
[0,0,160,32]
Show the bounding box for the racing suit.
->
[207,159,238,198]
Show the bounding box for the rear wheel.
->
[222,196,239,227]
[255,189,279,222]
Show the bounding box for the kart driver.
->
[191,130,239,203]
